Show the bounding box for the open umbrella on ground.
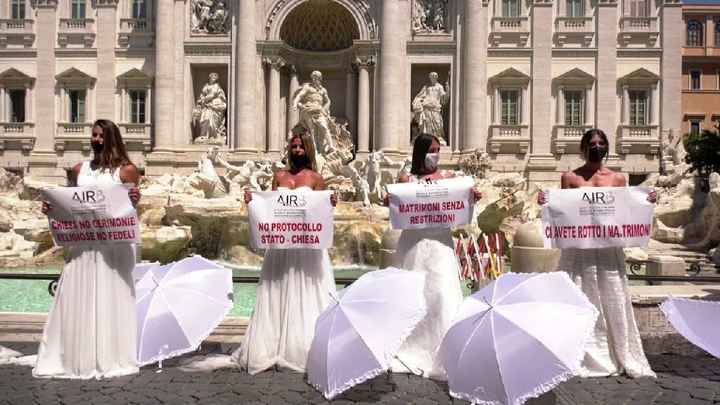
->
[0,346,22,365]
[133,255,233,366]
[307,267,426,400]
[439,272,598,405]
[660,297,720,359]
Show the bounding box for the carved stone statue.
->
[191,0,229,34]
[192,72,227,145]
[292,71,336,154]
[412,72,449,144]
[412,0,448,33]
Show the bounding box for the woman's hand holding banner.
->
[541,186,654,249]
[248,190,334,250]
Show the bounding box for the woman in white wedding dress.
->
[389,133,481,379]
[35,119,141,379]
[540,129,656,378]
[234,127,337,374]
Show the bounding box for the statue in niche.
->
[412,0,448,33]
[291,71,338,155]
[191,0,229,34]
[192,72,227,144]
[411,71,449,144]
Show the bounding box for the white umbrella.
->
[0,346,22,365]
[660,297,720,359]
[134,255,233,366]
[307,267,426,399]
[439,272,598,405]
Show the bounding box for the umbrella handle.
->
[394,355,424,377]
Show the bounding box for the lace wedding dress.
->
[557,247,655,378]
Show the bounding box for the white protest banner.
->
[248,190,334,249]
[42,184,140,247]
[541,186,654,249]
[386,176,475,230]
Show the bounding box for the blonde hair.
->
[287,125,318,172]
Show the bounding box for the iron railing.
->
[0,273,359,297]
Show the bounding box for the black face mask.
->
[587,146,607,163]
[91,142,104,155]
[290,154,309,169]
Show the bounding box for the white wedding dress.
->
[233,186,336,374]
[33,161,138,379]
[390,175,464,380]
[557,247,655,378]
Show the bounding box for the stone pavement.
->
[1,342,720,405]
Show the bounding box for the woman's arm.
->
[68,162,82,187]
[119,164,141,207]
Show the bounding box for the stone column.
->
[356,56,374,153]
[345,67,356,134]
[25,85,32,123]
[153,0,175,151]
[95,0,118,119]
[660,0,682,139]
[377,0,407,152]
[530,0,553,155]
[0,87,6,122]
[32,0,58,154]
[462,0,488,151]
[558,86,565,125]
[651,83,659,125]
[596,0,619,152]
[235,0,258,153]
[265,56,285,153]
[622,85,630,124]
[287,66,300,133]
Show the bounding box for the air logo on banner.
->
[42,184,140,247]
[248,190,333,249]
[541,186,653,249]
[386,176,475,230]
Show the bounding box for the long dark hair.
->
[580,128,609,160]
[410,133,438,175]
[93,119,132,170]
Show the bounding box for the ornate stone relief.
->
[190,0,229,34]
[266,0,377,40]
[280,1,359,51]
[412,0,448,33]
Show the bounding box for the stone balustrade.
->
[118,19,153,48]
[617,124,660,155]
[488,124,530,154]
[618,17,659,47]
[0,122,35,152]
[0,19,35,48]
[119,123,152,152]
[554,17,594,47]
[58,19,95,48]
[552,125,591,154]
[490,17,530,47]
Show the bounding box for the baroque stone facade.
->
[0,0,683,182]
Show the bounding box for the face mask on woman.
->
[424,152,440,172]
[587,146,607,163]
